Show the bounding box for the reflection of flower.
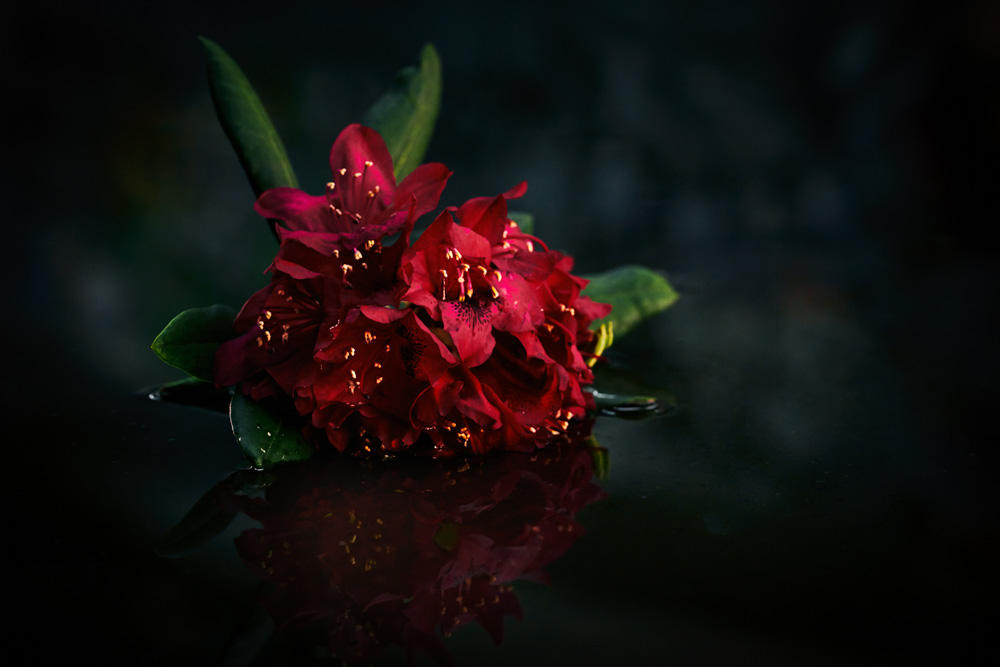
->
[215,124,610,456]
[218,434,605,665]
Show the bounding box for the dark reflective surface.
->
[11,1,997,665]
[211,438,603,665]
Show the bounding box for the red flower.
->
[255,123,451,246]
[398,187,611,453]
[213,249,341,399]
[214,125,611,458]
[214,125,448,403]
[299,306,458,453]
[399,188,546,369]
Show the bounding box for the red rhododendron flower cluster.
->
[216,437,605,665]
[215,124,610,456]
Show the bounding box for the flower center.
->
[331,238,384,289]
[254,282,323,353]
[325,160,383,225]
[434,246,502,303]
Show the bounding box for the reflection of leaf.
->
[155,483,235,558]
[230,393,315,469]
[582,265,679,337]
[585,435,610,479]
[199,36,299,198]
[362,43,442,182]
[151,305,236,382]
[591,390,673,420]
[433,521,461,551]
[156,469,275,558]
[507,211,534,235]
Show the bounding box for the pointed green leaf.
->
[362,43,442,182]
[199,36,299,197]
[145,376,232,413]
[151,305,237,382]
[230,393,315,469]
[582,265,679,337]
[507,211,535,236]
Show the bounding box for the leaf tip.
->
[196,35,219,54]
[420,42,441,66]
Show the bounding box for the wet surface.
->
[10,1,997,664]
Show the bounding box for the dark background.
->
[7,1,998,664]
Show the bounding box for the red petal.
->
[395,162,452,219]
[502,181,528,199]
[454,195,508,246]
[255,188,331,232]
[329,124,395,214]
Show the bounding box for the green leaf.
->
[362,43,442,182]
[507,211,535,236]
[199,36,299,198]
[230,393,315,469]
[582,265,679,338]
[151,305,237,382]
[145,377,231,413]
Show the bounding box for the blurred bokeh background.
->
[8,0,998,664]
